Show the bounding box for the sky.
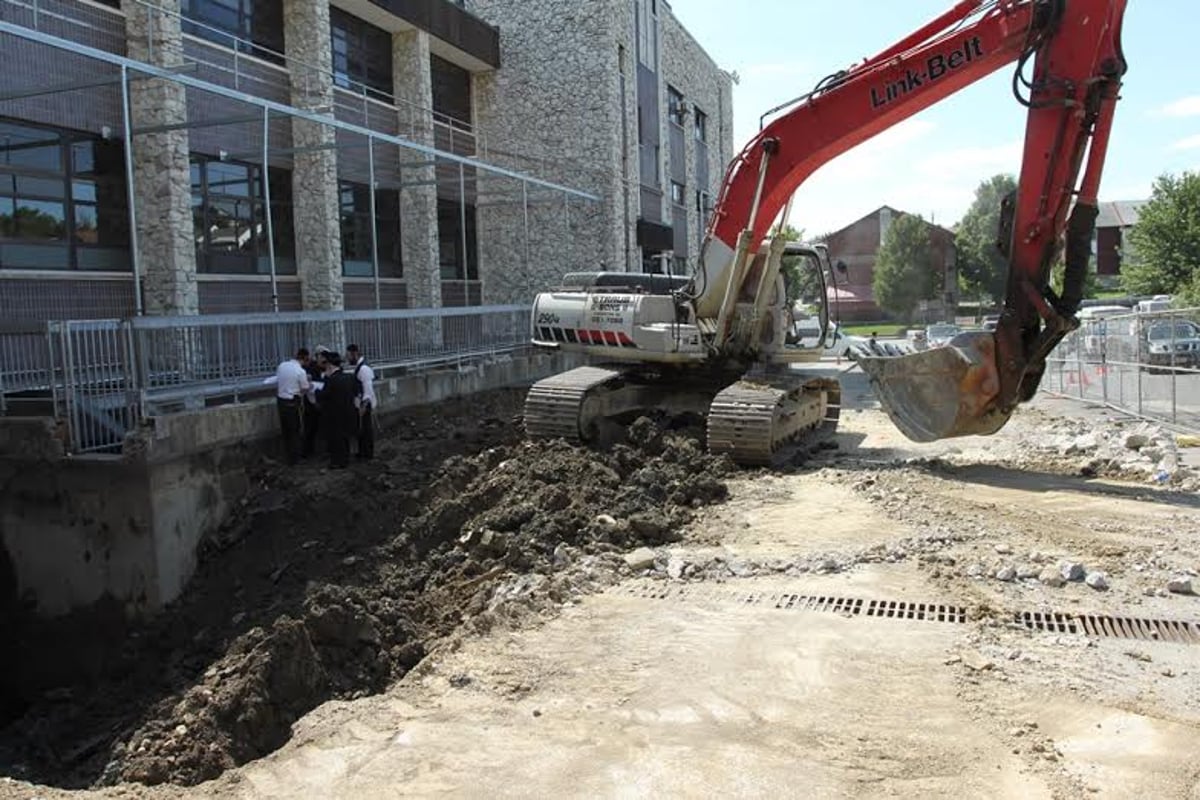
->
[668,0,1200,237]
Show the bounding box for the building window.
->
[635,0,658,68]
[181,0,285,64]
[339,181,402,278]
[694,108,708,142]
[190,154,294,275]
[667,86,685,127]
[330,7,393,101]
[670,181,685,206]
[437,198,478,280]
[431,55,472,125]
[0,119,129,271]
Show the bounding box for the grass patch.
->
[840,322,908,336]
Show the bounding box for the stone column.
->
[393,29,442,310]
[284,0,343,311]
[123,0,198,316]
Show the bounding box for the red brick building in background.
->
[1094,200,1146,285]
[819,206,958,322]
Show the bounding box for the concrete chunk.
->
[623,547,657,571]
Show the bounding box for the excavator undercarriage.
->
[524,365,840,467]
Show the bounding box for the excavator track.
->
[706,376,841,467]
[524,366,624,442]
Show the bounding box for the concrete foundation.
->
[0,352,581,619]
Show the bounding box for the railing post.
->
[119,65,145,316]
[261,106,279,312]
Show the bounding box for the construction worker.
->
[346,344,376,460]
[320,352,357,470]
[275,348,311,465]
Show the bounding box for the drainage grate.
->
[617,583,1199,645]
[1075,614,1200,644]
[1017,610,1200,644]
[865,599,968,624]
[618,582,966,625]
[1017,611,1078,635]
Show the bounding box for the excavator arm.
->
[697,0,1127,441]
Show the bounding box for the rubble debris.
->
[1085,572,1110,591]
[1060,562,1087,583]
[1166,576,1196,596]
[1039,569,1067,588]
[623,548,658,572]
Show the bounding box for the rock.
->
[1167,576,1196,595]
[817,558,839,574]
[666,556,685,580]
[1060,562,1087,582]
[1085,572,1109,591]
[1017,564,1040,580]
[729,560,754,578]
[960,650,994,671]
[623,547,657,571]
[1066,433,1100,454]
[966,563,987,578]
[595,514,617,527]
[994,544,1013,555]
[173,724,188,738]
[995,566,1017,582]
[1123,431,1151,450]
[1039,569,1066,588]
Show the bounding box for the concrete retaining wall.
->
[0,351,582,619]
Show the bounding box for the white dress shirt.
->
[276,358,310,400]
[353,360,376,408]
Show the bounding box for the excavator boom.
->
[698,0,1127,441]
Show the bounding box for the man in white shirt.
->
[276,348,311,465]
[346,344,376,461]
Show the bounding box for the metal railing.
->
[10,305,531,454]
[1044,307,1200,432]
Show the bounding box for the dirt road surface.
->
[3,367,1199,799]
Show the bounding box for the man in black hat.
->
[320,351,358,469]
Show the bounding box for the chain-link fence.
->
[1044,307,1200,432]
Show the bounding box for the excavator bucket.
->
[855,331,1013,442]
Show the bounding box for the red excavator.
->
[525,0,1127,465]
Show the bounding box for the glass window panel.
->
[71,141,95,174]
[0,242,70,269]
[76,246,131,271]
[0,123,62,171]
[72,181,97,203]
[74,203,99,243]
[0,196,14,237]
[14,199,66,240]
[15,176,66,199]
[206,161,253,197]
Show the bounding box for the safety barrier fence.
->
[1043,307,1200,433]
[0,305,531,454]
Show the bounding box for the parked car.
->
[982,315,1000,332]
[924,323,961,348]
[1141,319,1200,372]
[790,319,871,357]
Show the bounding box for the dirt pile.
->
[0,401,732,789]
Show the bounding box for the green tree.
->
[1122,171,1200,296]
[771,224,817,306]
[1049,258,1099,301]
[873,212,940,321]
[955,174,1017,306]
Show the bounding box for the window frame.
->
[694,108,708,143]
[0,118,130,272]
[667,86,685,128]
[181,0,286,65]
[189,153,295,276]
[670,181,685,207]
[437,197,479,281]
[338,180,403,278]
[330,7,394,102]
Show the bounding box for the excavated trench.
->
[0,388,734,789]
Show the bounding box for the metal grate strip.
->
[1073,613,1200,644]
[617,582,965,625]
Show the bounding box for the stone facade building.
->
[821,206,958,322]
[0,0,733,322]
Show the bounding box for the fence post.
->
[1136,315,1144,416]
[1170,310,1178,423]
